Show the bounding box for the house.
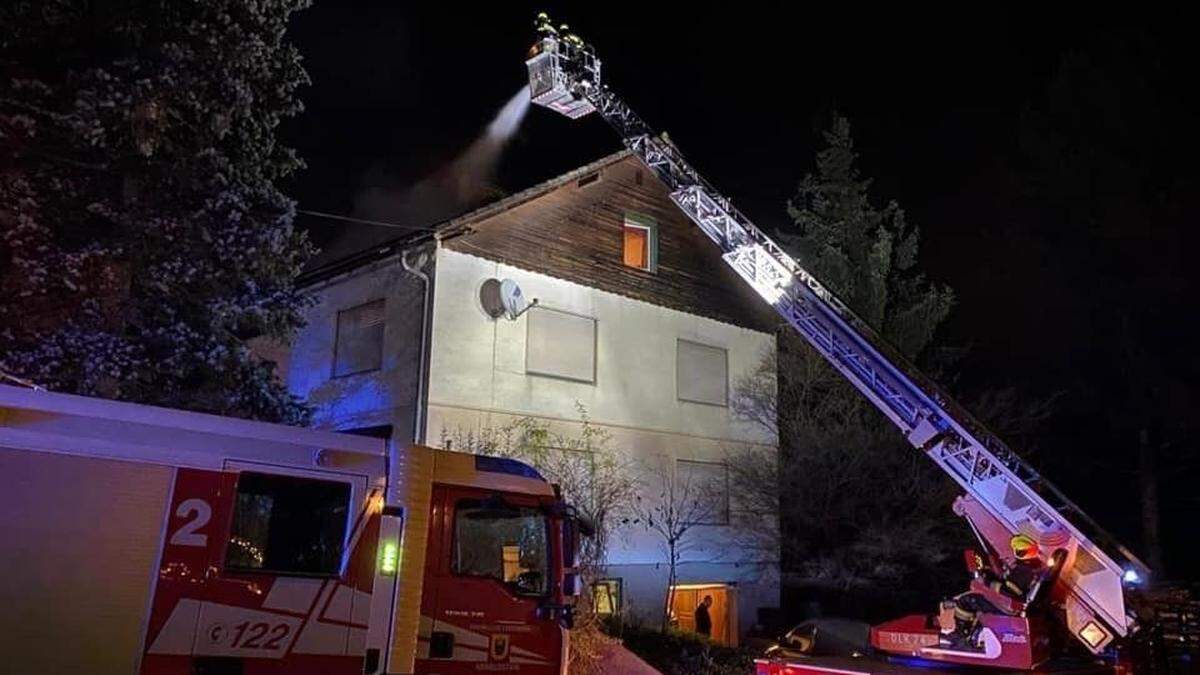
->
[268,150,780,643]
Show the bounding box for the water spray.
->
[486,86,532,141]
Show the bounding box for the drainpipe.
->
[401,246,433,445]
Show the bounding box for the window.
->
[526,307,596,383]
[677,459,730,526]
[225,472,351,576]
[334,299,385,377]
[677,339,728,406]
[593,578,623,615]
[622,213,657,271]
[453,501,549,596]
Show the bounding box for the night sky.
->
[285,4,1199,578]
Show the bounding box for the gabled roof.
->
[299,149,632,286]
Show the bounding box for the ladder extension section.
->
[526,28,1148,651]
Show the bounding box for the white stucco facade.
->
[425,247,779,631]
[426,248,773,448]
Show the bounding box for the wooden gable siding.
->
[442,155,778,333]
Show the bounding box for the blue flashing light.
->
[475,455,545,481]
[1123,568,1142,585]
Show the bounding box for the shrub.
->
[613,622,755,675]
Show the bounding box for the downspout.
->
[401,246,434,444]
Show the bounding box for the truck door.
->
[418,485,564,674]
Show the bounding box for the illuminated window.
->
[593,578,623,615]
[334,299,385,377]
[225,472,351,576]
[623,213,657,271]
[526,306,596,383]
[677,459,730,526]
[677,339,728,406]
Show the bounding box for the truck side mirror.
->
[563,518,578,569]
[563,571,583,597]
[563,515,593,567]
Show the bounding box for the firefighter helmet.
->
[1010,534,1039,560]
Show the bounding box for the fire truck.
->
[0,383,585,674]
[524,14,1151,673]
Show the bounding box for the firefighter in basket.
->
[939,534,1048,648]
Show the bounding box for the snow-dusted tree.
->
[0,1,314,423]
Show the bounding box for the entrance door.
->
[669,584,738,647]
[417,485,564,673]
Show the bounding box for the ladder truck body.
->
[523,15,1148,671]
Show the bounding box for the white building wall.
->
[426,248,773,448]
[426,247,779,631]
[283,257,428,442]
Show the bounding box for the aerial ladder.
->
[524,13,1150,671]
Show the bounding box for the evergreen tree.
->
[731,115,959,600]
[0,1,314,423]
[784,115,954,359]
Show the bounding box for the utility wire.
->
[296,209,441,232]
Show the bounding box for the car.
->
[763,618,873,661]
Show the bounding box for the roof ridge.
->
[298,149,633,285]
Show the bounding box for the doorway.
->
[668,583,738,647]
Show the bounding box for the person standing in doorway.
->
[695,595,714,638]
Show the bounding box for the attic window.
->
[577,172,600,188]
[622,212,657,272]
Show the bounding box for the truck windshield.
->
[453,501,548,596]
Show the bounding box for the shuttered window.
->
[334,299,385,377]
[677,459,730,526]
[526,307,596,383]
[677,339,728,406]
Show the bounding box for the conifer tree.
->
[731,115,959,592]
[1,1,314,423]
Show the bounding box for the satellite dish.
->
[480,278,537,320]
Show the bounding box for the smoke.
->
[353,87,531,228]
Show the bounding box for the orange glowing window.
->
[622,213,657,271]
[624,225,648,268]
